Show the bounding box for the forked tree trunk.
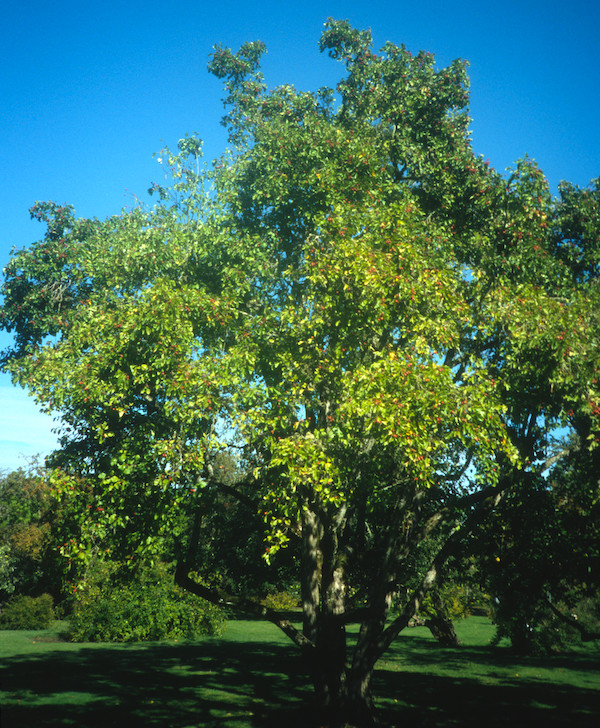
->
[300,503,379,727]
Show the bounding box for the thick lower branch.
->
[546,597,600,642]
[175,560,313,649]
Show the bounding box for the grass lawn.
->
[1,617,599,727]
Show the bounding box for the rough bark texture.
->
[423,590,460,647]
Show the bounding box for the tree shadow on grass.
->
[373,636,600,728]
[0,637,317,728]
[373,669,600,728]
[2,633,599,728]
[383,632,600,673]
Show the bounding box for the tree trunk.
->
[425,613,460,646]
[300,506,326,702]
[310,647,376,728]
[343,664,377,727]
[424,589,460,647]
[313,620,349,726]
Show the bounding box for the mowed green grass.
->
[1,617,599,727]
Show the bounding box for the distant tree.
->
[0,469,63,601]
[1,19,599,726]
[474,436,600,653]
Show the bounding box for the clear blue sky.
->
[1,0,599,471]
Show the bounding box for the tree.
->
[473,435,600,653]
[1,19,599,726]
[0,468,64,602]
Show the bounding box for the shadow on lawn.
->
[2,634,599,728]
[374,636,600,728]
[1,637,317,728]
[373,669,600,728]
[384,632,600,673]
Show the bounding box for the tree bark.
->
[300,506,326,702]
[305,502,357,725]
[424,590,460,647]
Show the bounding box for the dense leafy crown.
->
[1,19,599,572]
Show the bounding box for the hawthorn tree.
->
[2,19,599,726]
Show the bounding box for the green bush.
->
[68,562,226,642]
[440,583,491,619]
[0,593,55,629]
[260,588,300,612]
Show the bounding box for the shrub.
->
[68,562,226,642]
[414,583,490,624]
[260,588,300,612]
[440,583,492,619]
[0,593,54,629]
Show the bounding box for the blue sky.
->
[1,0,599,472]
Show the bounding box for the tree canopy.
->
[1,18,599,726]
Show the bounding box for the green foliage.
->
[472,462,600,654]
[0,542,16,597]
[490,589,600,655]
[1,17,599,717]
[424,583,491,621]
[68,562,225,642]
[0,469,46,528]
[574,590,600,635]
[0,593,55,630]
[0,469,69,601]
[260,588,300,612]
